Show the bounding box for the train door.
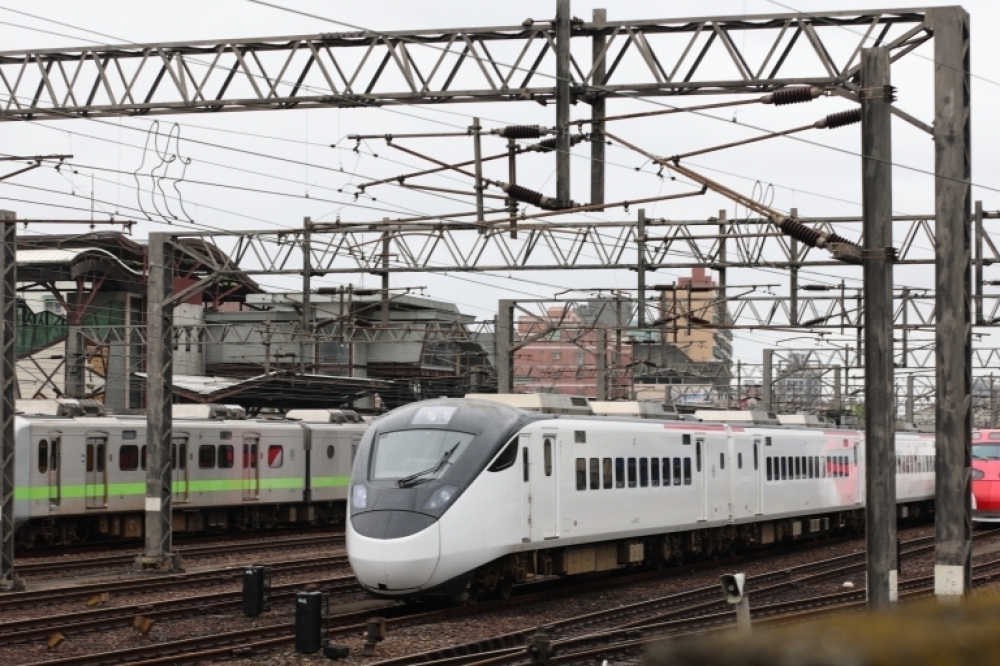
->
[85,433,108,508]
[48,432,62,509]
[531,432,558,540]
[696,437,707,522]
[729,435,756,521]
[172,434,189,503]
[519,434,531,543]
[243,433,260,500]
[704,435,730,521]
[754,439,763,515]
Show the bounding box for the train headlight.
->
[973,469,985,481]
[423,485,458,511]
[352,485,368,509]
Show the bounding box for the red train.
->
[973,429,1000,522]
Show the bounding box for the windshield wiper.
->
[397,443,459,488]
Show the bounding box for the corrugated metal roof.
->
[18,247,142,274]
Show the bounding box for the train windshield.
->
[371,430,474,484]
[973,444,1000,460]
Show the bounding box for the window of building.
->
[576,351,585,365]
[576,458,586,490]
[603,458,612,489]
[120,444,139,471]
[544,438,553,476]
[38,440,48,474]
[683,458,692,485]
[589,458,600,490]
[627,458,637,488]
[551,352,561,360]
[219,444,234,469]
[267,445,283,468]
[616,458,625,488]
[199,445,216,469]
[639,458,649,487]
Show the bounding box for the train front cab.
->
[972,430,1000,523]
[346,399,529,598]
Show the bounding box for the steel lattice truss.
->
[0,9,932,120]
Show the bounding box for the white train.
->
[13,403,367,547]
[347,398,935,601]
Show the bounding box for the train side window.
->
[543,438,553,477]
[267,445,284,468]
[639,458,648,487]
[651,458,660,486]
[673,458,681,485]
[627,458,637,488]
[683,434,691,445]
[807,456,813,479]
[815,456,820,478]
[488,440,518,472]
[603,458,612,489]
[662,458,671,486]
[683,458,692,485]
[327,445,336,460]
[86,444,94,472]
[199,445,216,469]
[719,452,725,470]
[141,445,147,471]
[38,440,48,473]
[590,458,600,490]
[781,457,787,480]
[50,438,59,471]
[250,444,258,469]
[696,441,702,472]
[766,457,772,481]
[738,452,743,469]
[766,437,772,447]
[615,458,625,488]
[219,444,234,469]
[243,444,249,469]
[575,458,586,490]
[119,444,139,471]
[522,447,529,482]
[177,443,187,469]
[794,457,800,479]
[753,442,759,470]
[96,443,106,473]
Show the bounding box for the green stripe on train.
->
[12,476,340,501]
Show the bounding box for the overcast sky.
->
[0,0,996,376]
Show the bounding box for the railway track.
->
[11,530,971,666]
[0,554,351,612]
[15,533,345,577]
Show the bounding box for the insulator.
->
[777,217,854,249]
[501,183,569,210]
[524,134,586,153]
[763,86,821,106]
[819,108,862,129]
[498,125,542,139]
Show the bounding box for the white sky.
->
[0,0,996,376]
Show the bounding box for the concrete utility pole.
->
[590,8,606,209]
[596,326,607,400]
[637,209,647,329]
[860,47,897,609]
[555,0,571,207]
[496,299,515,393]
[0,210,21,591]
[931,6,972,602]
[906,375,916,424]
[135,232,179,572]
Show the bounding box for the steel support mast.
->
[0,211,20,591]
[860,47,897,609]
[932,6,973,602]
[555,0,572,207]
[135,233,180,572]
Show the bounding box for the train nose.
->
[347,512,440,593]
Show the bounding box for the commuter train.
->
[12,403,367,548]
[973,429,1000,522]
[346,398,936,601]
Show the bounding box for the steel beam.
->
[555,0,572,207]
[860,47,896,609]
[931,6,972,602]
[135,233,180,572]
[0,9,931,121]
[0,210,20,592]
[590,8,607,209]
